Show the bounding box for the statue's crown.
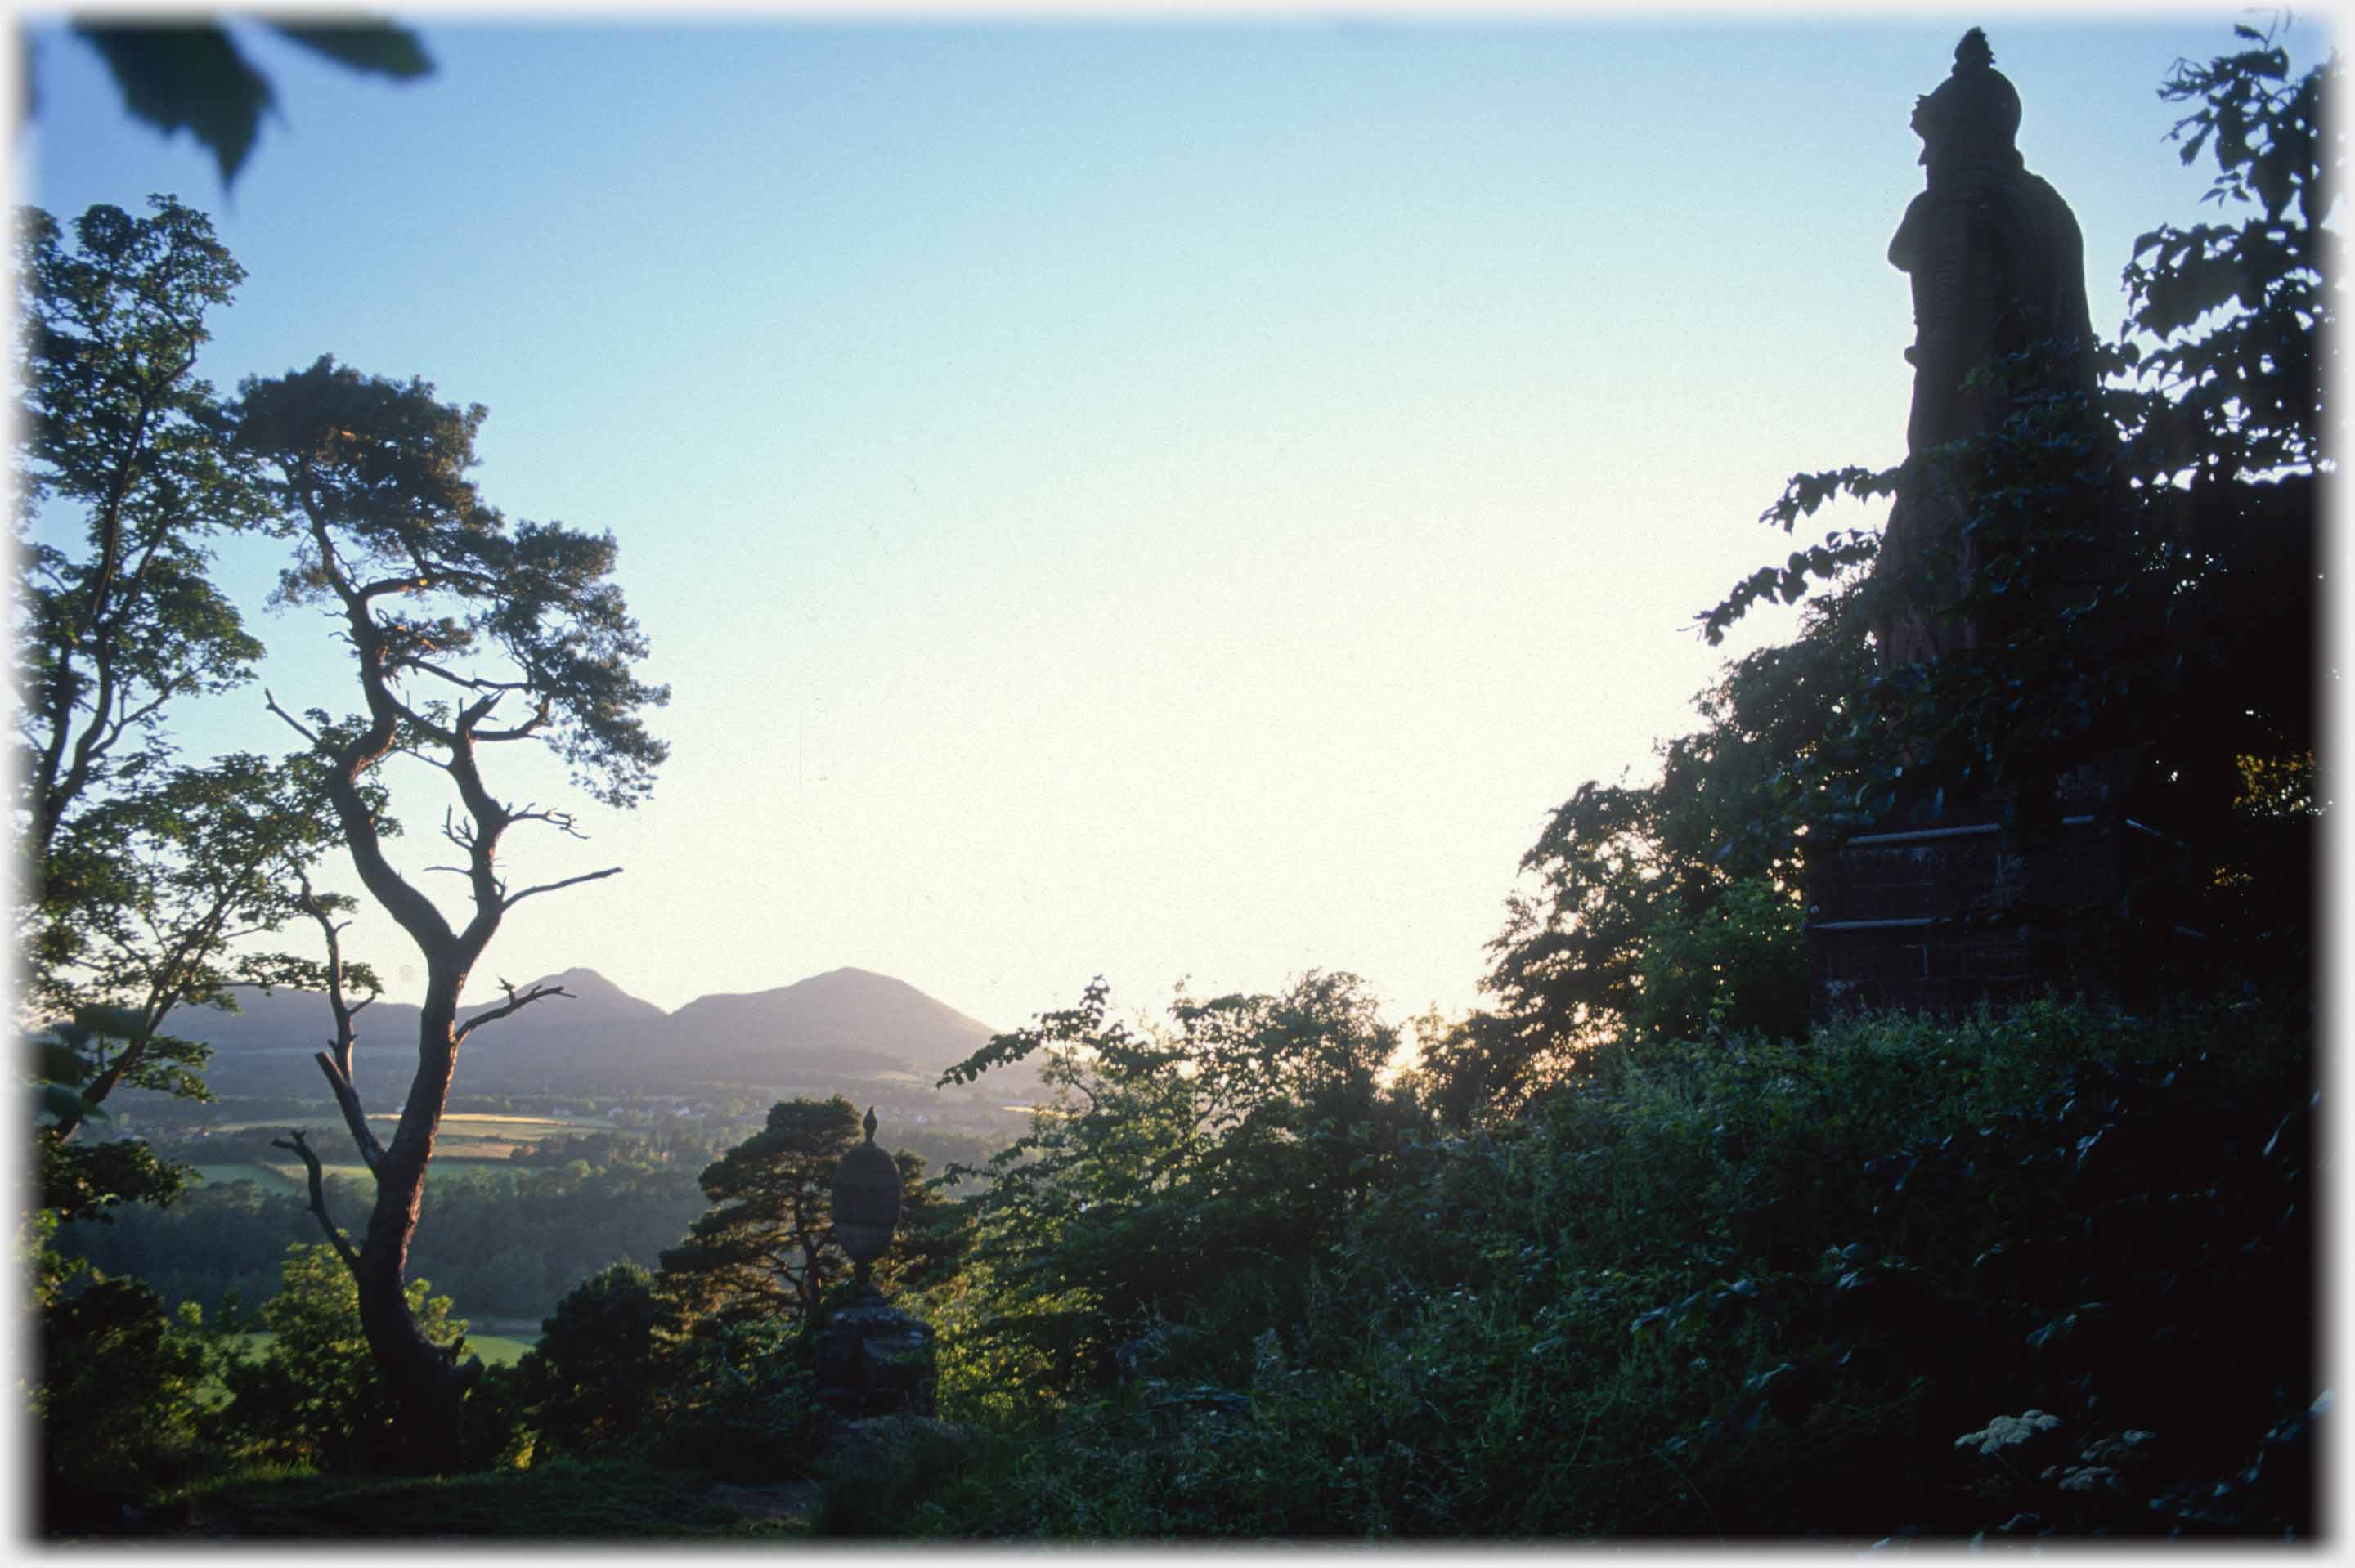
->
[1918,26,2023,171]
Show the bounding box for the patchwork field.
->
[192,1113,619,1192]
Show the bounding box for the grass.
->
[221,1331,535,1367]
[174,1458,807,1538]
[466,1335,535,1366]
[191,1163,303,1194]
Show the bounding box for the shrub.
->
[924,995,2312,1539]
[214,1243,469,1473]
[36,1274,216,1529]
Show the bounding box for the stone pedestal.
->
[811,1288,935,1422]
[1806,810,2177,1019]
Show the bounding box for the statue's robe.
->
[1877,155,2098,666]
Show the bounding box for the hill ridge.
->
[155,966,1013,1101]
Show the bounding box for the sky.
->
[15,4,2335,1037]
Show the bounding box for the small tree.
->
[34,1261,213,1526]
[940,973,1422,1394]
[658,1095,864,1330]
[660,1097,953,1341]
[34,748,363,1144]
[14,196,266,885]
[515,1260,665,1459]
[1428,588,1877,1122]
[239,354,667,1467]
[217,1241,465,1472]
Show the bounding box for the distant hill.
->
[666,968,994,1081]
[167,965,1027,1104]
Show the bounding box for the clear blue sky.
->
[17,7,2328,1034]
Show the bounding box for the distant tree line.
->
[54,1156,706,1327]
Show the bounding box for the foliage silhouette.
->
[41,21,433,187]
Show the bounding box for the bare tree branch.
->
[271,1128,360,1275]
[472,717,552,744]
[452,978,572,1046]
[312,1051,385,1172]
[409,657,529,693]
[501,865,622,912]
[294,866,384,1171]
[264,688,323,746]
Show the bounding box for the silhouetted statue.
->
[1876,27,2099,667]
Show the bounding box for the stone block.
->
[1807,813,2138,1019]
[813,1292,936,1422]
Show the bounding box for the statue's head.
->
[1912,28,2024,176]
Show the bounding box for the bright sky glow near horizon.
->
[16,6,2334,1037]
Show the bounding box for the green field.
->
[210,1111,613,1149]
[192,1113,621,1193]
[467,1334,536,1365]
[192,1163,304,1195]
[193,1157,538,1192]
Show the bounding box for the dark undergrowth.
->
[850,996,2319,1540]
[58,1458,810,1539]
[42,993,2317,1542]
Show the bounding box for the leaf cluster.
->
[55,22,433,186]
[238,355,670,808]
[936,973,1424,1396]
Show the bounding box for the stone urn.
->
[831,1105,903,1289]
[813,1106,935,1421]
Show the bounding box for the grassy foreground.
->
[157,1460,811,1539]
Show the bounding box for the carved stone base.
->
[1806,810,2175,1019]
[811,1288,936,1423]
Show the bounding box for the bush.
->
[648,1315,823,1481]
[36,1274,217,1530]
[214,1243,469,1474]
[517,1261,665,1460]
[921,996,2312,1539]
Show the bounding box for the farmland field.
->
[191,1163,303,1195]
[213,1111,612,1139]
[195,1157,541,1190]
[203,1112,616,1163]
[468,1334,536,1364]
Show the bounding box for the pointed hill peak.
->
[666,967,994,1061]
[464,967,666,1019]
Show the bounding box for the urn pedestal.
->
[1805,806,2182,1020]
[812,1288,937,1422]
